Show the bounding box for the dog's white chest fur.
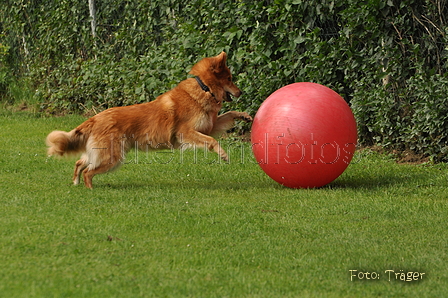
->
[194,113,214,134]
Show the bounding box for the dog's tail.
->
[46,121,92,156]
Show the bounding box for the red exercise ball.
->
[251,82,357,188]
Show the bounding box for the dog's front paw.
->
[238,113,253,122]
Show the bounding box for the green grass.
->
[1,109,448,297]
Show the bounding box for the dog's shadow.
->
[326,168,430,190]
[99,166,429,192]
[102,179,276,191]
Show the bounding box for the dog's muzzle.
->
[226,90,242,102]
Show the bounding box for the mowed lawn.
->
[1,109,447,297]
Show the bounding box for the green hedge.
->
[1,0,448,160]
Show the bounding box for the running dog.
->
[46,52,252,188]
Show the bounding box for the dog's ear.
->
[190,52,228,76]
[216,51,227,66]
[211,52,227,73]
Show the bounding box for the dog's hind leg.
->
[73,158,88,185]
[81,140,124,189]
[82,161,118,189]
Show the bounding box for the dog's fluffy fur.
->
[46,52,252,188]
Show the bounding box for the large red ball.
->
[251,82,357,188]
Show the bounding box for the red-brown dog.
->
[46,52,252,188]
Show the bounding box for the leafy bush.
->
[1,0,448,160]
[0,38,11,101]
